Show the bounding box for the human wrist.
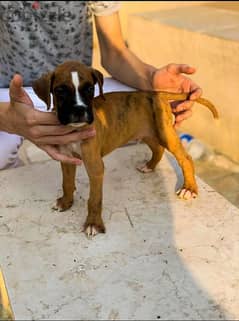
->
[147,65,158,91]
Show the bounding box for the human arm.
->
[94,12,202,127]
[0,75,96,164]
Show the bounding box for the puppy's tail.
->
[158,92,219,119]
[195,97,219,119]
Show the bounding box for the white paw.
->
[85,226,98,239]
[176,188,197,200]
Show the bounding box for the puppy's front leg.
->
[53,163,76,211]
[84,172,105,237]
[81,143,105,237]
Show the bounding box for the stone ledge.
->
[133,6,239,42]
[128,6,239,162]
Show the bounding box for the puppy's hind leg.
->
[52,163,76,211]
[161,133,198,199]
[154,97,198,200]
[137,136,164,173]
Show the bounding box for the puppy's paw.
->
[83,220,105,239]
[52,197,73,211]
[136,163,153,173]
[176,187,198,200]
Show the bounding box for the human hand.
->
[152,64,202,127]
[6,74,96,164]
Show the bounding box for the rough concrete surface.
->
[0,144,239,320]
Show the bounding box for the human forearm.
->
[95,13,157,91]
[102,46,157,91]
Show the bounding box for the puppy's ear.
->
[91,69,105,100]
[32,71,54,109]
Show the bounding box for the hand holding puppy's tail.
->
[158,92,219,119]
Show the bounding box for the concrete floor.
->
[0,144,239,320]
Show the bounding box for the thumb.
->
[10,74,34,107]
[167,64,196,75]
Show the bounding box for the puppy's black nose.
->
[73,104,87,115]
[70,105,93,124]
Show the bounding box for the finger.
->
[173,121,181,129]
[170,100,181,111]
[32,125,96,138]
[174,109,193,126]
[189,87,203,101]
[28,109,61,125]
[10,74,23,89]
[40,145,82,165]
[167,63,196,75]
[29,125,76,138]
[29,110,95,126]
[174,100,194,113]
[10,74,34,106]
[33,128,96,145]
[181,78,192,93]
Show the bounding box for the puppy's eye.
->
[85,85,94,95]
[54,86,68,97]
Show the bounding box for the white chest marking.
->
[71,142,81,154]
[71,71,86,107]
[59,142,81,157]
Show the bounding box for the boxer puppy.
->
[33,60,219,237]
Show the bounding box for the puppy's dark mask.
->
[32,65,104,110]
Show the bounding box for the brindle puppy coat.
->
[33,61,218,237]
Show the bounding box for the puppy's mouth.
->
[68,122,87,128]
[56,108,94,126]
